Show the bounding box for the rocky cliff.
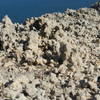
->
[0,1,100,100]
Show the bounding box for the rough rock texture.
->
[0,2,100,100]
[91,0,100,12]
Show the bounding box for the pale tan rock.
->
[2,15,13,26]
[10,75,29,91]
[50,73,59,84]
[58,64,67,74]
[95,94,100,100]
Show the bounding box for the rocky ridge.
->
[0,1,100,100]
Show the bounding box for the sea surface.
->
[0,0,98,23]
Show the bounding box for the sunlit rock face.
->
[0,2,100,100]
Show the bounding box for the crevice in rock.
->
[0,40,4,51]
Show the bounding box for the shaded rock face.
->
[91,1,100,12]
[0,2,100,100]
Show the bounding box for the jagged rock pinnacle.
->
[2,15,13,25]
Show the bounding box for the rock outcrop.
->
[0,2,100,100]
[91,1,100,12]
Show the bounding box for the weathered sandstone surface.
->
[0,1,100,100]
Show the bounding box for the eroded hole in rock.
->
[20,56,26,65]
[23,39,30,51]
[79,80,91,89]
[5,45,9,51]
[21,90,29,97]
[26,58,34,66]
[50,90,55,95]
[69,92,77,100]
[0,40,4,50]
[54,26,59,33]
[49,26,59,39]
[61,80,69,88]
[7,51,17,60]
[19,37,30,51]
[42,42,67,66]
[97,32,100,38]
[66,57,74,69]
[97,76,100,89]
[31,19,42,30]
[35,84,41,88]
[32,96,38,100]
[44,71,51,75]
[61,83,68,88]
[4,80,13,87]
[42,52,53,62]
[74,31,79,37]
[59,42,67,64]
[15,25,25,33]
[20,55,35,66]
[97,76,100,83]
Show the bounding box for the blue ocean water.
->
[0,0,98,22]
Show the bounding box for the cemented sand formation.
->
[0,1,100,100]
